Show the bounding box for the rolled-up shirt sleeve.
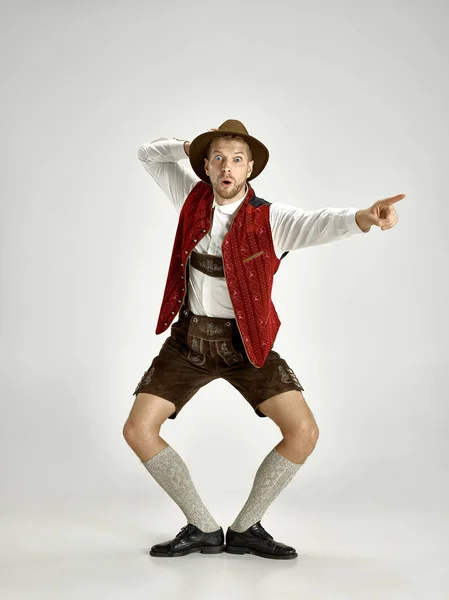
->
[137,137,201,213]
[270,202,367,255]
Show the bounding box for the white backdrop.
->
[1,0,448,598]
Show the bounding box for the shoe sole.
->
[150,544,226,557]
[225,545,298,560]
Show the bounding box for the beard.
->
[213,179,245,200]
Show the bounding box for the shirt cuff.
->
[345,207,367,234]
[172,138,189,160]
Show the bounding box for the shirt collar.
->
[212,183,249,215]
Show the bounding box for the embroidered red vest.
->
[156,180,286,368]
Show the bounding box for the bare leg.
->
[230,390,319,532]
[123,392,175,461]
[257,389,320,464]
[123,393,220,532]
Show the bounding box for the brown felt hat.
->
[188,119,269,183]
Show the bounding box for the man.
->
[123,119,403,560]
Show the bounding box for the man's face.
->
[204,138,254,202]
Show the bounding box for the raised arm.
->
[138,137,200,213]
[270,202,367,255]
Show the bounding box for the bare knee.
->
[122,419,160,445]
[122,392,175,444]
[284,421,320,456]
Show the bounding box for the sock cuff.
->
[273,447,305,468]
[142,444,174,467]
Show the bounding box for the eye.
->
[214,155,222,161]
[235,157,242,162]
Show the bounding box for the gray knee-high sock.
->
[230,447,305,533]
[142,445,220,533]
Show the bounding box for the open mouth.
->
[221,179,233,187]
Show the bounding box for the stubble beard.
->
[212,178,245,201]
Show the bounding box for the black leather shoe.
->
[225,521,298,560]
[149,523,225,557]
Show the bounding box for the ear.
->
[247,159,254,177]
[204,157,209,176]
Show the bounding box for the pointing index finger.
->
[382,194,406,204]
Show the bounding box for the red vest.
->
[156,180,286,367]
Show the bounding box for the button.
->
[164,322,167,326]
[181,263,184,267]
[184,250,188,254]
[181,276,184,279]
[171,311,174,314]
[202,229,206,232]
[178,299,182,303]
[181,288,184,291]
[193,239,197,242]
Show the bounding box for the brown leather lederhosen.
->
[134,255,305,420]
[178,250,245,367]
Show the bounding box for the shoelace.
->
[253,522,274,540]
[175,523,194,538]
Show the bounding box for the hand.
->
[356,194,405,232]
[184,128,217,157]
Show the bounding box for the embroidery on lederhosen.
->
[217,340,244,364]
[200,321,225,337]
[134,366,156,393]
[190,251,225,278]
[278,365,304,390]
[187,349,207,366]
[187,334,206,366]
[186,316,244,366]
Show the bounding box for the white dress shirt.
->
[138,137,366,318]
